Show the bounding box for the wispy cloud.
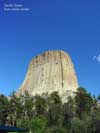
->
[93,54,100,62]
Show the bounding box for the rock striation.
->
[16,50,78,101]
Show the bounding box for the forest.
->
[0,87,100,133]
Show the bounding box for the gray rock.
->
[16,50,78,102]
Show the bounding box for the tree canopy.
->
[0,87,100,133]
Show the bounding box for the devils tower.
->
[16,50,78,101]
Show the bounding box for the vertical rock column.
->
[16,50,78,101]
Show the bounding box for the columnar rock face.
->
[16,50,78,101]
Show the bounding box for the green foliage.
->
[17,116,31,130]
[0,94,9,124]
[0,87,100,133]
[30,116,47,133]
[75,87,93,117]
[63,96,76,129]
[71,117,87,133]
[47,126,67,133]
[91,109,100,132]
[34,95,47,116]
[48,92,63,127]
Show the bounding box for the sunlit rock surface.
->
[16,50,78,101]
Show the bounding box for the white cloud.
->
[93,54,100,62]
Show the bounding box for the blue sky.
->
[0,0,100,96]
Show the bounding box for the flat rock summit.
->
[16,50,78,101]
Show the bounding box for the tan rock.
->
[16,50,78,101]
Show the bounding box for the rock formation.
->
[16,50,78,101]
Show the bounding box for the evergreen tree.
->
[0,94,9,125]
[75,87,93,117]
[48,92,63,127]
